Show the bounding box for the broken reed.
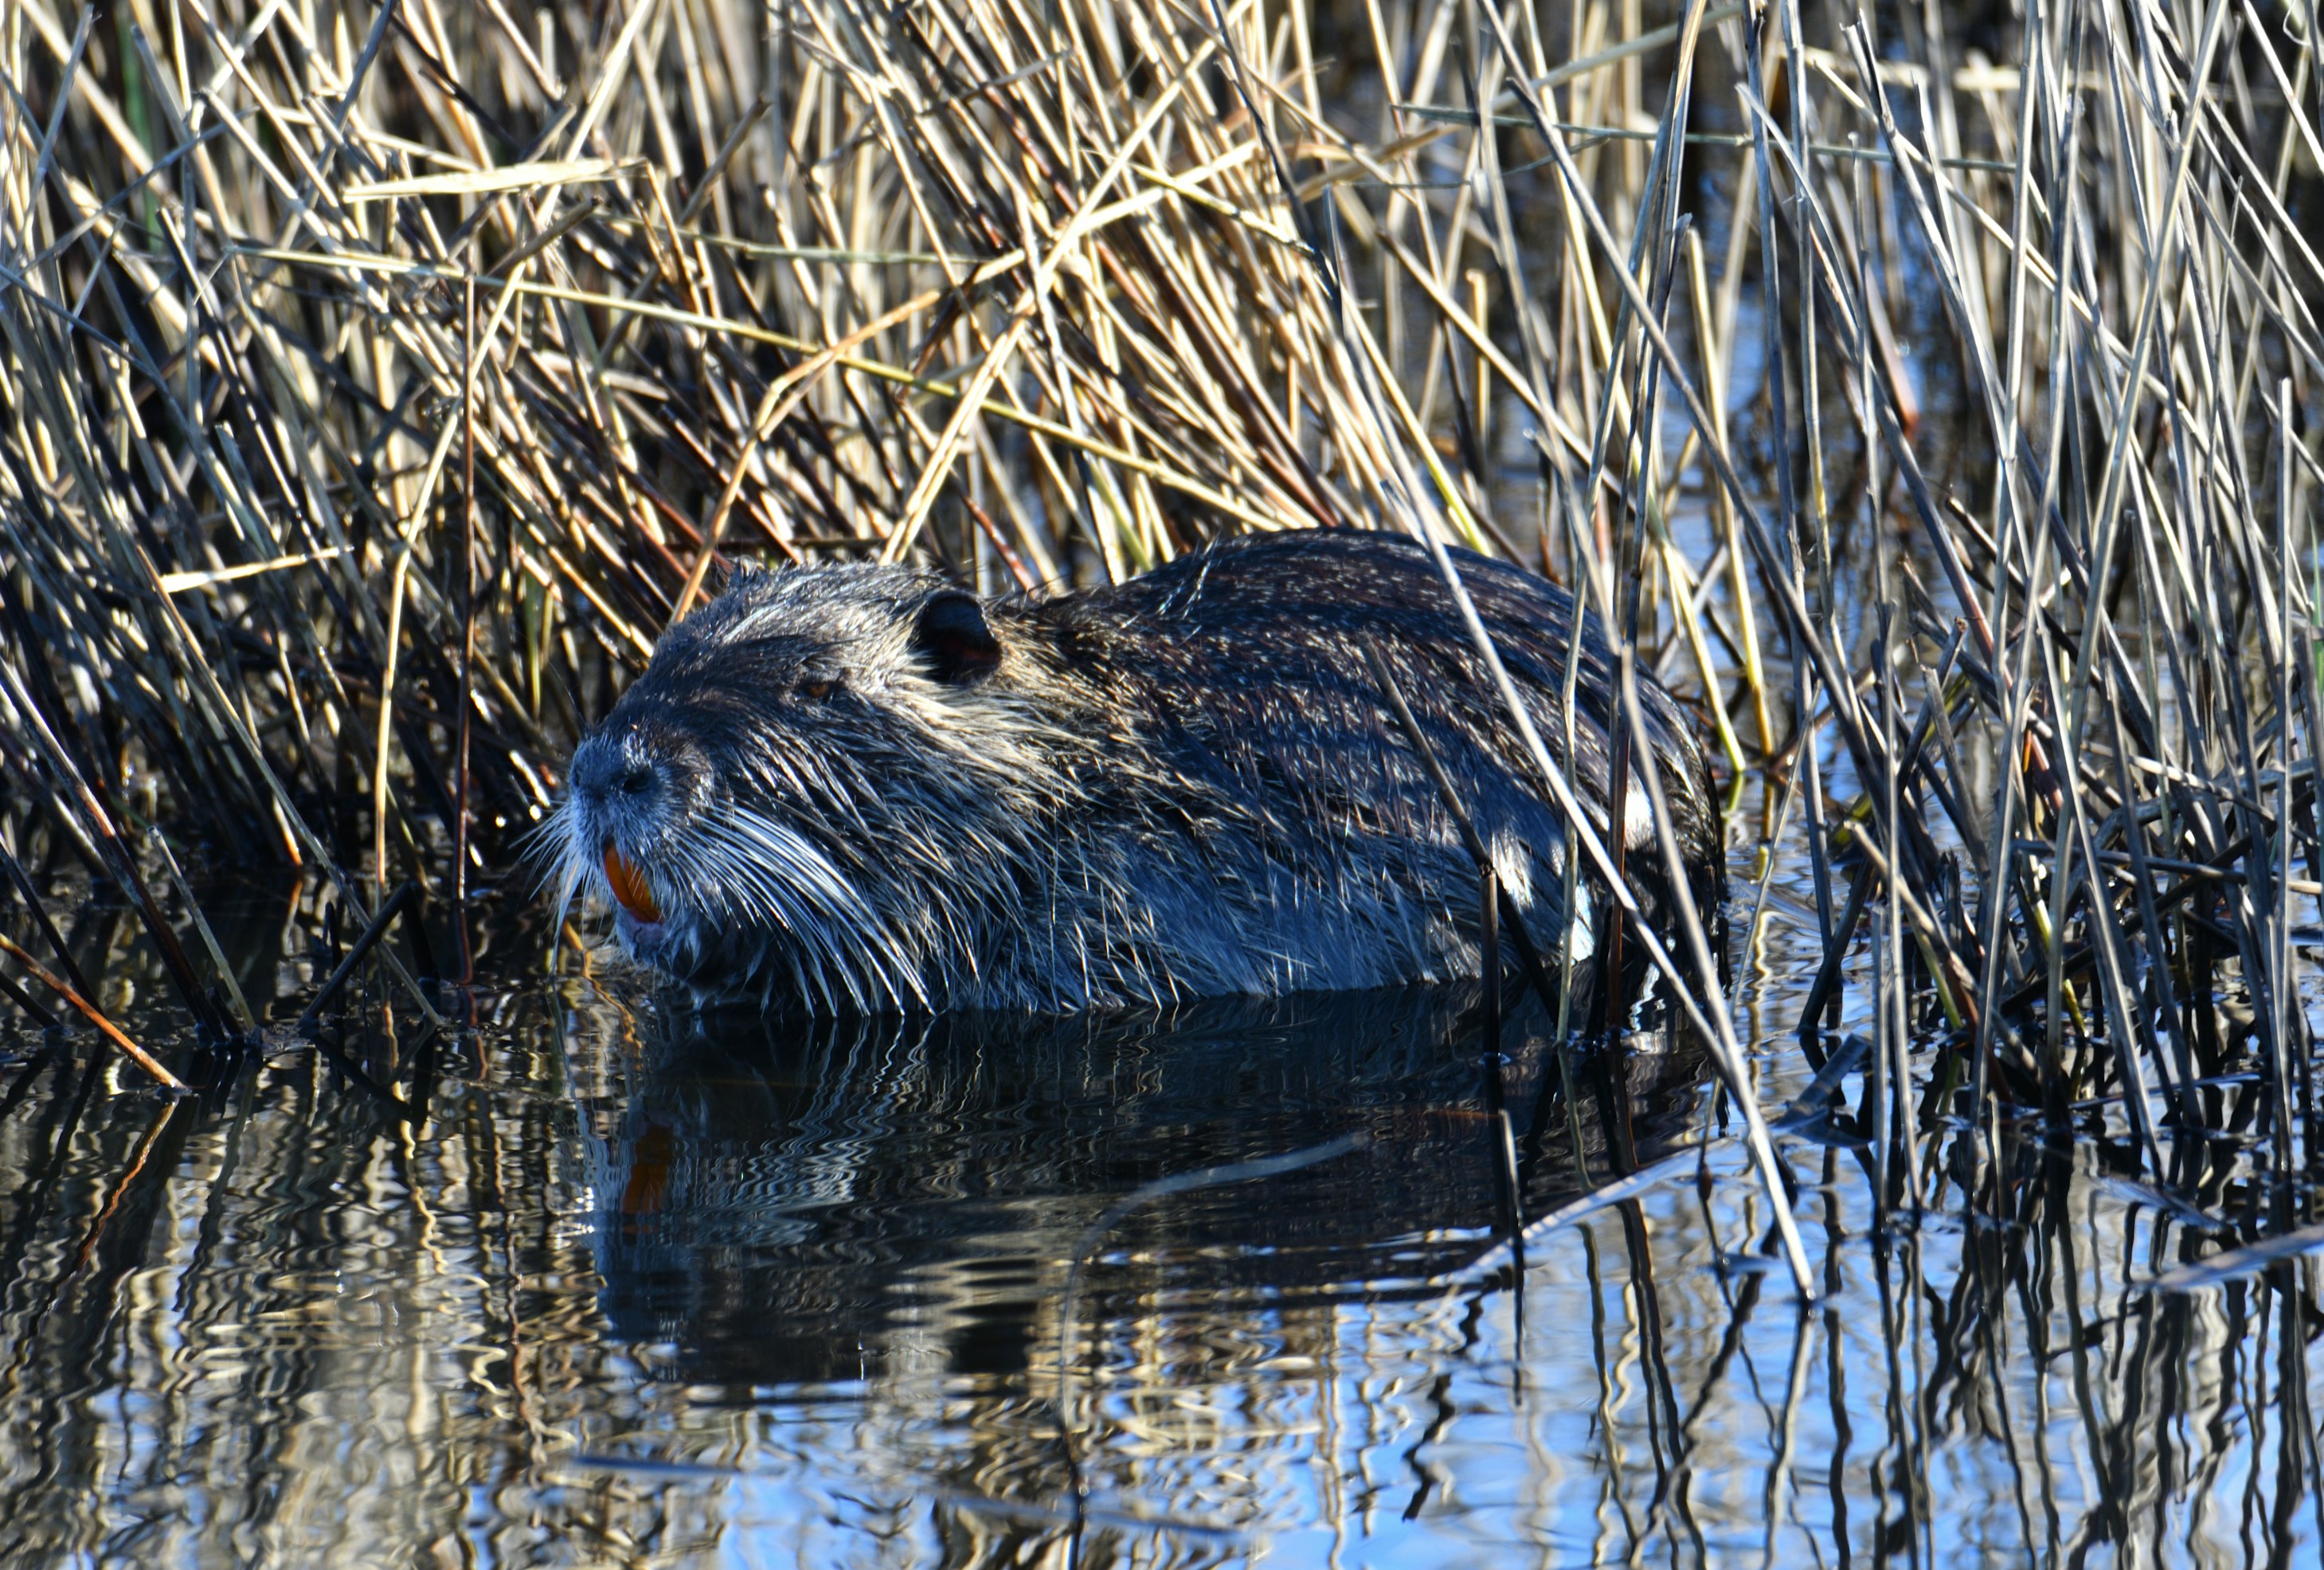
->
[0,0,2320,1193]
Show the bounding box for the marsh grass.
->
[1,0,2322,1311]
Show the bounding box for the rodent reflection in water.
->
[551,529,1722,1012]
[585,991,1706,1387]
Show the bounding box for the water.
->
[0,821,2316,1568]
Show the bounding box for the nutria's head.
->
[548,565,1074,1009]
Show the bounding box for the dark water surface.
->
[0,852,2315,1568]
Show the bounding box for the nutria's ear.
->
[912,590,1001,685]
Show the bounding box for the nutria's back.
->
[551,529,1722,1012]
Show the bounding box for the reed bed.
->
[0,0,2321,1268]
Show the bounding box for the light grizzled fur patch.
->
[546,529,1721,1012]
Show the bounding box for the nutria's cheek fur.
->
[546,529,1723,1015]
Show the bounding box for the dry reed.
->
[0,0,2320,1261]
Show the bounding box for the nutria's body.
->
[551,529,1721,1012]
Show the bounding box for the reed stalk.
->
[0,0,2317,1232]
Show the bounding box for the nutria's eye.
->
[799,679,835,700]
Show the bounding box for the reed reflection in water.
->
[0,891,2311,1567]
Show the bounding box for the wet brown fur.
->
[552,529,1722,1013]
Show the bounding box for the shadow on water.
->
[588,990,1705,1391]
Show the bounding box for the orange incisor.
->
[602,842,662,923]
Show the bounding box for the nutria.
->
[550,528,1721,1012]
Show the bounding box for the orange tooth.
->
[602,842,663,923]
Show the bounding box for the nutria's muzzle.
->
[565,722,713,933]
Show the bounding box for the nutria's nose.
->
[571,732,677,815]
